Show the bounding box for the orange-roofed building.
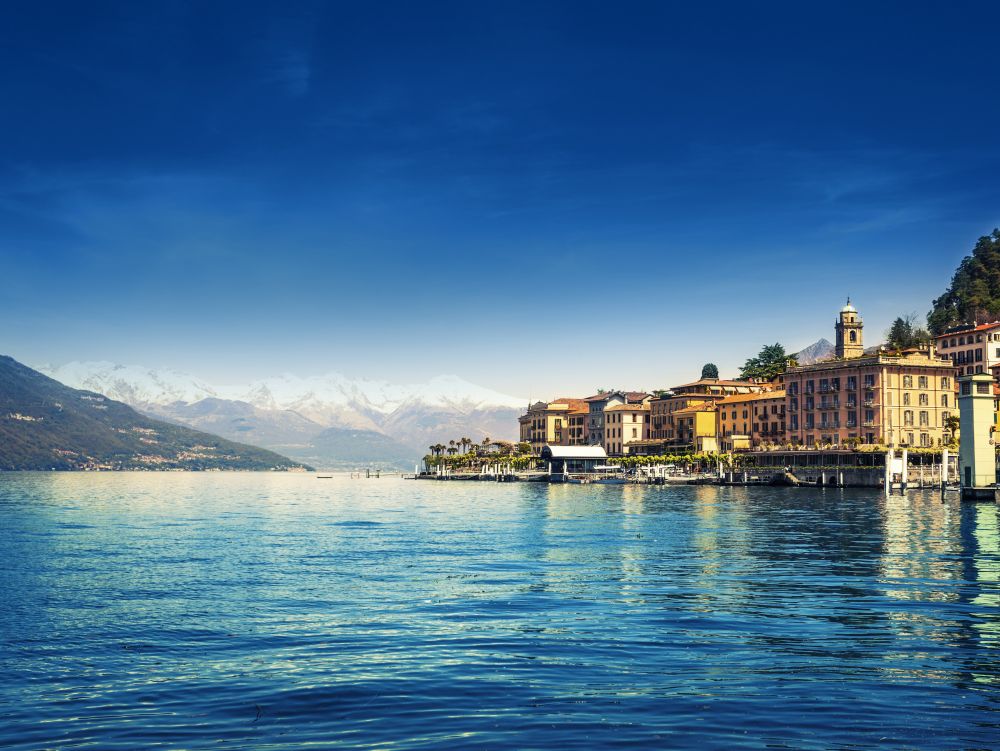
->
[518,397,588,456]
[717,390,786,452]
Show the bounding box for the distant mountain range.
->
[39,361,526,469]
[0,356,308,471]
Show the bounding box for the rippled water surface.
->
[2,473,999,749]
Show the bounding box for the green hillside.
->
[0,355,311,471]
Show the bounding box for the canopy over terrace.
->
[540,445,609,473]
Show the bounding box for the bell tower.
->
[835,298,864,359]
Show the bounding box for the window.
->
[978,382,991,394]
[942,411,950,424]
[919,393,928,406]
[903,392,910,406]
[864,374,875,388]
[903,375,913,388]
[976,348,984,362]
[942,394,948,407]
[904,410,914,426]
[919,411,929,426]
[632,428,637,438]
[921,433,931,447]
[941,377,950,389]
[918,376,928,388]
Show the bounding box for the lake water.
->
[1,473,998,749]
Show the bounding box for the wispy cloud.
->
[265,49,311,97]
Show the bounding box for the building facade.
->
[649,378,770,450]
[717,390,786,451]
[585,391,650,447]
[784,302,956,448]
[935,321,1000,377]
[605,402,650,456]
[518,398,588,455]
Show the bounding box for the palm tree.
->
[944,415,960,444]
[481,436,491,453]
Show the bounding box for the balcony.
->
[818,402,840,410]
[863,400,875,407]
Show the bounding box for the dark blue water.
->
[1,474,998,749]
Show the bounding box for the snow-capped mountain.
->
[38,362,526,463]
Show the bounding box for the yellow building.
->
[518,398,588,456]
[605,402,650,456]
[672,403,719,453]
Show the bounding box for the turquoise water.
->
[1,473,998,749]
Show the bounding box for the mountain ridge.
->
[39,361,525,466]
[0,356,310,471]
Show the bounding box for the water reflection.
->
[2,475,1000,750]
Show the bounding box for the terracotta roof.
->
[606,403,650,412]
[548,398,588,411]
[937,321,1000,337]
[671,378,761,389]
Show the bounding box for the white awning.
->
[541,445,608,460]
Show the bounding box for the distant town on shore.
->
[426,230,1000,470]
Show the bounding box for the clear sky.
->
[2,1,998,398]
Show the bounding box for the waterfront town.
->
[422,299,1000,493]
[420,299,998,493]
[519,301,1000,458]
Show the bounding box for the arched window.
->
[849,331,857,343]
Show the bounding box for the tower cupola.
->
[835,298,864,358]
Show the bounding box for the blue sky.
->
[2,1,998,397]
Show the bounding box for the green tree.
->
[928,229,1000,334]
[701,363,719,380]
[739,343,790,381]
[886,313,931,350]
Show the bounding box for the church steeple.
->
[835,298,864,358]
